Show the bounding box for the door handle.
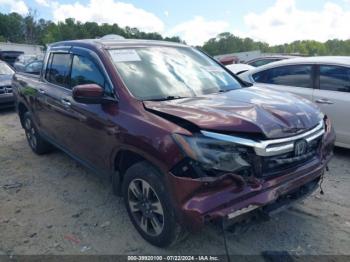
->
[315,98,334,105]
[38,88,45,94]
[61,98,71,106]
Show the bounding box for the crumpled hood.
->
[143,86,323,139]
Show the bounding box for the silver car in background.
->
[13,54,43,72]
[0,61,15,108]
[240,56,350,149]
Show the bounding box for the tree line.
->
[201,32,350,56]
[0,12,182,46]
[1,12,350,56]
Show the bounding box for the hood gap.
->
[145,108,200,133]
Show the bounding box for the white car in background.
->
[240,56,350,149]
[226,63,255,75]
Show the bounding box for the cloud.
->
[0,0,28,15]
[241,0,350,45]
[35,0,50,7]
[52,0,164,33]
[167,16,229,46]
[164,10,169,17]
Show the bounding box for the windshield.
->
[0,62,14,75]
[17,55,39,64]
[109,46,242,100]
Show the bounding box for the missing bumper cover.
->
[227,204,259,220]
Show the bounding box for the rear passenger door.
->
[313,65,350,148]
[252,64,314,100]
[37,48,74,145]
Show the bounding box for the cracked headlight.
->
[172,133,251,173]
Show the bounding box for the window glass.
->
[70,55,105,87]
[319,65,350,92]
[25,61,43,74]
[252,71,268,82]
[250,58,281,67]
[0,62,14,74]
[253,65,312,88]
[47,53,71,87]
[109,47,242,101]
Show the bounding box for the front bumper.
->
[168,123,335,231]
[0,94,15,108]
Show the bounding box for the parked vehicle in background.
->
[22,60,43,75]
[217,55,239,65]
[240,56,350,149]
[0,51,24,67]
[12,37,335,247]
[246,55,298,67]
[226,63,255,75]
[0,61,15,108]
[13,54,43,72]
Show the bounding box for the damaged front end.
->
[172,133,255,178]
[167,117,335,231]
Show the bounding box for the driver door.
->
[62,47,120,171]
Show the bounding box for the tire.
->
[23,112,52,155]
[112,170,122,196]
[122,161,186,247]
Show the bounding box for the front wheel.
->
[122,161,186,247]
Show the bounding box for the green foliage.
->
[202,32,270,56]
[0,12,183,46]
[0,12,24,43]
[202,32,350,56]
[1,12,350,56]
[269,40,328,55]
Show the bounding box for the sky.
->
[1,0,350,46]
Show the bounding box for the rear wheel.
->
[23,112,52,155]
[122,161,186,247]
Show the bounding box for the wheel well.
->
[113,150,146,195]
[115,150,145,176]
[18,103,28,128]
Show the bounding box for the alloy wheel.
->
[24,118,37,149]
[127,178,164,236]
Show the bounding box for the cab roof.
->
[49,38,188,50]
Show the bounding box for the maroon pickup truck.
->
[12,38,335,247]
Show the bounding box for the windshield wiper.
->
[217,89,233,93]
[146,96,189,101]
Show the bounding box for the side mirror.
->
[72,84,104,104]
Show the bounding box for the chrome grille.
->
[260,137,321,177]
[0,85,12,95]
[201,120,325,157]
[201,120,325,178]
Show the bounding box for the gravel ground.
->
[0,108,350,257]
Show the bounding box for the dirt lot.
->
[1,108,350,257]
